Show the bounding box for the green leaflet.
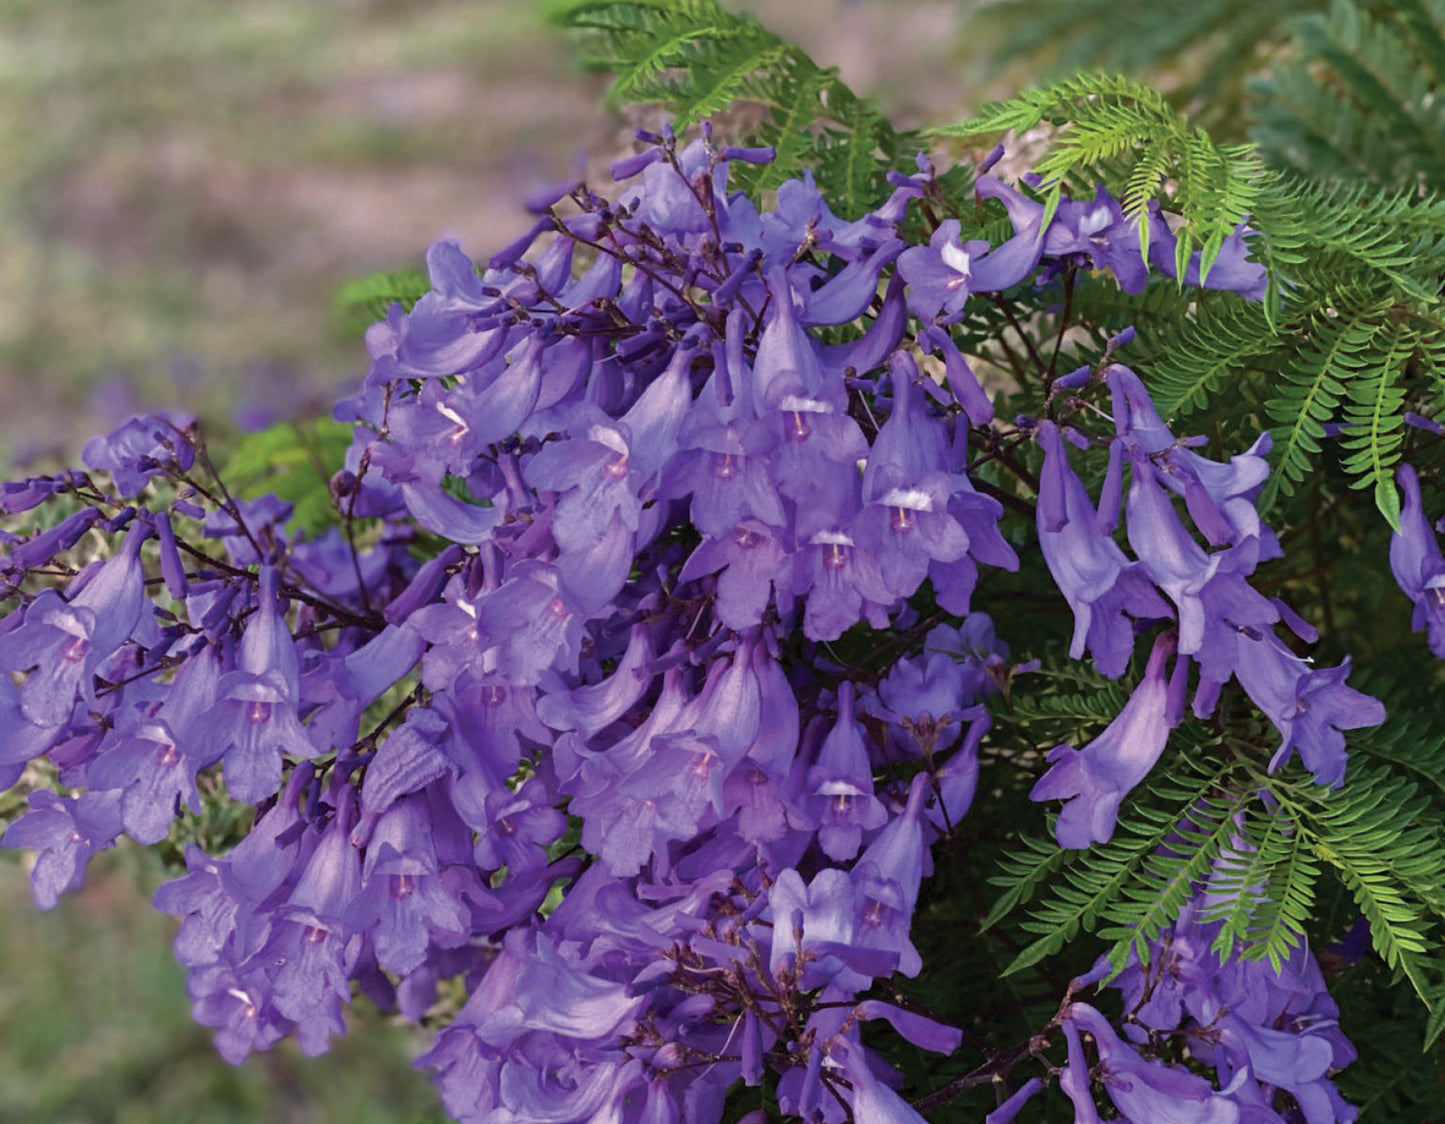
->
[1277,761,1445,1044]
[549,0,915,216]
[988,661,1445,1025]
[1261,302,1390,510]
[1253,0,1445,192]
[333,268,430,339]
[222,417,354,536]
[987,743,1241,979]
[1339,332,1411,530]
[969,0,1324,125]
[1146,295,1279,419]
[1202,812,1320,969]
[931,73,1266,277]
[1250,176,1445,310]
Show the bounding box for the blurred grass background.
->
[0,0,969,465]
[0,1,971,1120]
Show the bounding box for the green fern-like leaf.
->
[981,831,1073,932]
[1199,806,1324,969]
[223,418,354,535]
[1260,301,1391,510]
[1253,0,1445,190]
[1264,758,1445,1032]
[1096,786,1257,969]
[995,750,1239,977]
[1251,176,1445,310]
[551,0,911,215]
[1339,330,1413,527]
[1146,295,1279,418]
[1240,827,1323,966]
[933,74,1265,274]
[333,268,430,339]
[970,0,1324,132]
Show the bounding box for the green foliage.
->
[931,72,1445,525]
[1249,175,1445,311]
[549,0,917,215]
[1260,296,1398,513]
[969,0,1325,129]
[933,74,1264,282]
[222,417,353,535]
[1145,295,1278,418]
[1202,812,1321,966]
[971,0,1445,196]
[333,268,431,339]
[979,656,1445,1039]
[989,732,1445,1036]
[986,736,1244,978]
[1252,0,1445,190]
[1333,959,1445,1120]
[1277,760,1445,1045]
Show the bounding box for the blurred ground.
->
[0,853,448,1123]
[0,2,973,1121]
[0,0,969,465]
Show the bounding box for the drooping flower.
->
[1031,631,1188,847]
[1389,462,1445,656]
[1035,421,1170,676]
[201,566,317,802]
[807,682,889,860]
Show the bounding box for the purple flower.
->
[1,789,124,908]
[202,567,317,802]
[0,523,148,728]
[1110,365,1274,551]
[897,219,983,322]
[679,519,791,630]
[0,676,64,788]
[852,353,971,602]
[415,928,643,1124]
[1147,209,1268,300]
[799,239,906,326]
[1036,421,1170,676]
[1126,448,1221,653]
[254,790,364,1056]
[1390,463,1445,656]
[807,682,888,861]
[875,619,1001,757]
[853,772,934,915]
[1234,631,1384,786]
[2,507,102,578]
[469,778,566,875]
[346,795,470,974]
[968,175,1052,292]
[987,1079,1044,1124]
[1044,187,1150,293]
[81,412,195,496]
[834,1038,931,1124]
[1066,1002,1246,1123]
[768,868,898,994]
[1104,894,1359,1124]
[85,648,220,843]
[1031,632,1188,847]
[473,562,586,686]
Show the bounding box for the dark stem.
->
[1045,266,1076,389]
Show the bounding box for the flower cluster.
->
[1028,364,1385,846]
[0,128,1372,1123]
[1033,873,1357,1124]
